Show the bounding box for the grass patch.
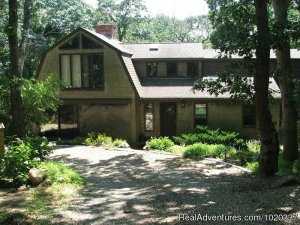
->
[38,161,84,186]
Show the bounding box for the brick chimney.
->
[95,24,116,39]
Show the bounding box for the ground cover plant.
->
[0,136,55,186]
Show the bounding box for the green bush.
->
[38,161,83,186]
[23,136,55,161]
[84,132,112,146]
[0,136,55,186]
[112,139,130,148]
[183,143,228,160]
[246,161,259,174]
[0,139,40,185]
[173,126,247,150]
[147,137,174,151]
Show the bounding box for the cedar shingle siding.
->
[37,26,295,145]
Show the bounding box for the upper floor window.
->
[147,62,157,77]
[187,61,198,77]
[243,104,256,126]
[167,62,177,77]
[195,103,207,126]
[59,33,103,50]
[60,54,104,89]
[59,35,80,50]
[82,35,103,49]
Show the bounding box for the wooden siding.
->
[138,100,281,139]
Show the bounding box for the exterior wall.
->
[138,100,281,140]
[38,31,138,144]
[0,124,4,154]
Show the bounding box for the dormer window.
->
[147,62,157,77]
[167,62,177,77]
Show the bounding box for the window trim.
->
[194,103,208,127]
[58,34,80,50]
[59,53,105,90]
[144,102,154,131]
[242,103,256,127]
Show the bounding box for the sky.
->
[84,0,209,19]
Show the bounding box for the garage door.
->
[79,104,131,140]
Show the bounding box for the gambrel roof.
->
[39,27,284,100]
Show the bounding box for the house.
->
[38,24,300,146]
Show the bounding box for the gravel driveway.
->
[50,146,300,225]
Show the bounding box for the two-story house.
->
[38,25,299,146]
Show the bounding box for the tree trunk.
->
[7,0,26,137]
[272,0,299,162]
[254,0,279,177]
[19,0,33,76]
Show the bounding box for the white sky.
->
[85,0,209,19]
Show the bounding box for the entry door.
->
[160,102,177,137]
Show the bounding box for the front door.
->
[160,102,176,137]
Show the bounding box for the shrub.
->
[38,161,83,186]
[0,136,55,186]
[23,136,55,161]
[173,126,247,150]
[112,139,130,148]
[0,139,40,185]
[84,132,112,146]
[246,161,259,174]
[147,137,174,151]
[183,143,228,160]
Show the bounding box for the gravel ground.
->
[1,146,299,225]
[47,146,300,225]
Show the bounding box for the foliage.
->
[22,75,63,128]
[98,0,147,41]
[0,75,62,134]
[112,139,130,148]
[173,126,247,150]
[84,132,113,147]
[0,136,55,185]
[183,143,229,160]
[23,136,56,160]
[147,137,175,151]
[125,14,212,44]
[246,161,259,174]
[38,161,83,186]
[0,138,39,185]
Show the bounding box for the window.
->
[147,62,157,77]
[187,61,198,77]
[82,35,103,49]
[243,104,256,126]
[195,104,207,126]
[60,54,104,88]
[145,103,154,131]
[167,62,177,77]
[59,35,80,49]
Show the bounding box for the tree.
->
[195,0,279,176]
[271,0,299,162]
[254,0,279,176]
[98,0,147,41]
[5,0,28,137]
